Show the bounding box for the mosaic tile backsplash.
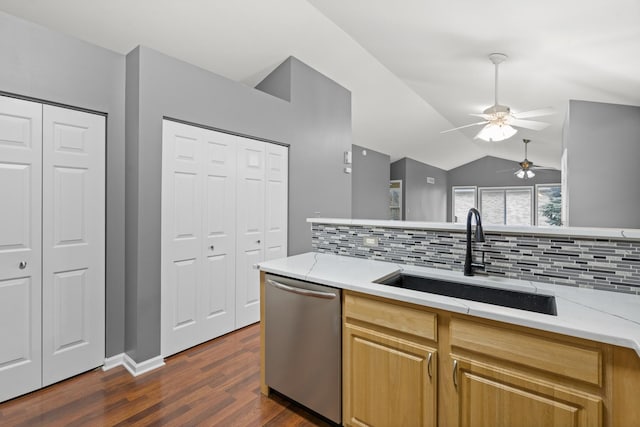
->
[311,223,640,295]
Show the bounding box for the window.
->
[478,187,533,226]
[452,186,476,223]
[389,180,402,220]
[536,184,562,226]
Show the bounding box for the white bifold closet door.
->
[41,105,105,386]
[235,139,288,328]
[162,121,238,356]
[162,120,288,356]
[0,96,105,402]
[0,97,43,402]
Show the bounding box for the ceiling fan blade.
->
[511,108,555,119]
[441,120,488,134]
[530,166,559,171]
[507,118,550,131]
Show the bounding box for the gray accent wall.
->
[125,48,351,362]
[447,156,561,222]
[0,12,126,358]
[390,158,448,221]
[564,100,640,228]
[352,145,390,219]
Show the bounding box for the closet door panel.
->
[0,96,42,402]
[162,121,204,356]
[265,144,288,261]
[200,130,236,341]
[42,105,105,386]
[236,138,265,328]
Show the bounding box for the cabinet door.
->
[344,323,437,427]
[42,105,105,386]
[235,138,265,328]
[0,96,42,402]
[452,358,602,427]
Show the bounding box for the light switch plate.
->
[344,151,352,164]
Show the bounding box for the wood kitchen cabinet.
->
[451,358,601,427]
[343,292,438,427]
[447,316,603,427]
[341,290,640,427]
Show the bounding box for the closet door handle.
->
[19,261,27,269]
[209,245,215,251]
[427,352,433,380]
[256,240,261,244]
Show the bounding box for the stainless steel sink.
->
[376,273,557,316]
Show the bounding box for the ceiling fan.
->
[442,53,554,142]
[502,138,557,179]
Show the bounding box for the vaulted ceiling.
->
[1,0,638,170]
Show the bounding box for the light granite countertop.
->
[259,252,640,357]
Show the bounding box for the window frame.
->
[451,186,477,223]
[535,183,562,226]
[478,186,534,226]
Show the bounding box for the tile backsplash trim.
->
[311,223,640,295]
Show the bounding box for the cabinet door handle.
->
[427,352,433,380]
[452,359,458,390]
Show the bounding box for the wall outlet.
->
[427,177,435,184]
[344,167,352,174]
[363,237,378,246]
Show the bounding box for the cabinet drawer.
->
[344,292,437,341]
[450,317,602,386]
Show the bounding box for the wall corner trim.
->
[123,354,165,377]
[102,353,126,371]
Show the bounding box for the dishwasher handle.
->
[267,279,337,300]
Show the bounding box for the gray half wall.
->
[352,145,390,220]
[125,49,352,362]
[0,11,126,358]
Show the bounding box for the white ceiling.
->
[2,0,639,170]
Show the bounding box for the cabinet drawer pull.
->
[453,359,458,389]
[427,352,433,380]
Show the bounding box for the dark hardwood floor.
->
[0,324,332,426]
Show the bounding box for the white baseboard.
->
[123,354,165,377]
[102,353,125,371]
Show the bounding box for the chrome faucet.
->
[464,208,486,276]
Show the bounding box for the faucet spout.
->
[464,208,485,276]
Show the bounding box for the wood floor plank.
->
[0,324,333,426]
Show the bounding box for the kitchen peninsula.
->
[259,218,640,426]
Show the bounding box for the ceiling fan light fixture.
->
[515,169,535,179]
[475,122,517,142]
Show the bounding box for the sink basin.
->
[377,274,557,316]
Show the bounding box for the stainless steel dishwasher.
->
[264,273,341,424]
